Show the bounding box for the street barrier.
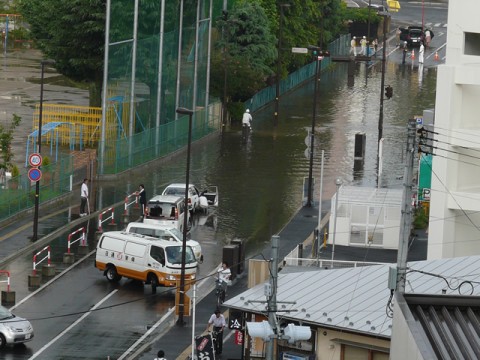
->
[0,270,11,292]
[124,192,139,215]
[32,245,51,276]
[67,227,86,254]
[98,207,116,232]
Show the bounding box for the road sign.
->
[28,168,42,182]
[292,47,308,54]
[415,117,423,125]
[317,56,324,60]
[422,188,431,200]
[28,153,42,167]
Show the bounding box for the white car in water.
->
[162,183,201,213]
[0,305,34,348]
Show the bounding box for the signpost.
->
[28,153,42,168]
[291,47,308,54]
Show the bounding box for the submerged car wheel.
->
[0,333,6,349]
[105,266,122,283]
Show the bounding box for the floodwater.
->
[1,47,437,257]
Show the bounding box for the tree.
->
[18,0,105,106]
[0,114,21,172]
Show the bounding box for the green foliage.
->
[10,164,19,177]
[0,113,21,171]
[18,0,105,106]
[413,207,429,229]
[341,6,381,24]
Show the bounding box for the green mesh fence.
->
[0,154,74,222]
[245,34,350,112]
[100,0,223,174]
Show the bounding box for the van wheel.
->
[105,266,122,283]
[148,274,158,294]
[0,334,6,349]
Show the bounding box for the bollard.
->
[63,252,75,264]
[77,245,89,255]
[1,290,16,306]
[28,274,41,288]
[42,264,56,277]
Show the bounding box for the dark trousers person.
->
[213,326,223,354]
[80,196,87,214]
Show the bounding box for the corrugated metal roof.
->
[225,256,480,338]
[401,294,480,359]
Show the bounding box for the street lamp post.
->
[175,107,194,327]
[32,59,55,242]
[306,45,322,207]
[274,3,290,127]
[331,177,343,266]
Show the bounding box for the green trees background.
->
[17,0,353,119]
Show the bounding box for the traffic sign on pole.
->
[28,168,42,182]
[291,47,308,54]
[28,153,42,167]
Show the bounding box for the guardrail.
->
[67,227,86,253]
[33,245,51,276]
[98,207,115,232]
[283,257,389,269]
[124,192,139,215]
[0,270,11,292]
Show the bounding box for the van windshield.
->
[165,246,196,265]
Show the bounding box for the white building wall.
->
[427,0,480,259]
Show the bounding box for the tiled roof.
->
[225,256,480,338]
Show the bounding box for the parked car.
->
[162,183,201,213]
[399,26,425,47]
[125,222,203,262]
[144,195,192,233]
[0,305,34,348]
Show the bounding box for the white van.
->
[95,231,197,293]
[144,195,192,233]
[125,222,203,262]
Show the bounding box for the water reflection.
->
[92,58,437,257]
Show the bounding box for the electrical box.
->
[388,266,397,290]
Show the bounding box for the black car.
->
[399,26,425,47]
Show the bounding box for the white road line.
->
[28,290,118,359]
[10,249,97,311]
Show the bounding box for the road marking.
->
[10,250,96,311]
[0,208,69,243]
[28,290,118,360]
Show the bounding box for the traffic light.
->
[385,85,393,99]
[246,321,274,341]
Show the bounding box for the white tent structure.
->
[329,186,403,249]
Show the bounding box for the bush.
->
[413,207,429,229]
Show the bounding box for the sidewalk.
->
[135,205,321,360]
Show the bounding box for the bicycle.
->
[211,328,223,357]
[215,279,227,306]
[241,123,251,143]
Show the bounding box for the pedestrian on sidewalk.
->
[136,184,147,219]
[80,178,89,216]
[154,349,166,360]
[419,42,425,64]
[360,36,367,55]
[206,309,226,355]
[350,36,357,56]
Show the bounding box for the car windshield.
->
[164,187,184,196]
[0,305,14,320]
[168,228,183,239]
[165,245,196,265]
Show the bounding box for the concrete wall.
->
[428,0,480,259]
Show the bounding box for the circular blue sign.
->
[28,168,42,182]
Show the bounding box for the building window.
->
[464,32,480,56]
[342,344,389,360]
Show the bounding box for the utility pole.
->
[266,235,279,360]
[396,119,417,292]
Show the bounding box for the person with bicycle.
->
[216,261,231,304]
[242,109,253,132]
[206,309,226,355]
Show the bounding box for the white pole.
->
[331,178,343,267]
[191,283,196,360]
[317,150,324,256]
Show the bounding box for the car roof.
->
[148,195,184,203]
[165,183,195,188]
